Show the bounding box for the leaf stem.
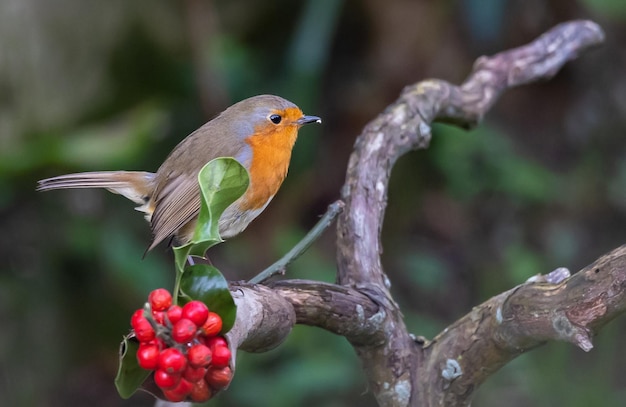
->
[248,200,344,284]
[173,268,183,306]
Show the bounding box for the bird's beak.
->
[297,115,322,126]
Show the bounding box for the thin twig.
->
[248,200,344,284]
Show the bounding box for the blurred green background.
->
[1,0,625,406]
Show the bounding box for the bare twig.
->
[248,200,344,284]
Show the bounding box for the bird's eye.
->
[269,114,282,124]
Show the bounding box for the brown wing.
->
[147,172,202,251]
[146,116,252,250]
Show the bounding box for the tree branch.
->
[334,19,606,407]
[421,245,626,406]
[226,280,383,350]
[270,280,384,346]
[222,240,624,406]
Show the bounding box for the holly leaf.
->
[173,157,249,272]
[180,264,237,333]
[115,335,151,399]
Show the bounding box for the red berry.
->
[162,388,186,402]
[172,318,197,343]
[154,369,180,390]
[169,377,193,399]
[166,305,183,325]
[183,365,207,383]
[205,366,232,389]
[152,311,165,325]
[190,378,212,402]
[182,300,209,326]
[147,337,166,351]
[205,336,227,350]
[159,348,187,374]
[130,309,145,327]
[200,312,223,337]
[148,288,172,311]
[211,345,231,368]
[188,344,212,368]
[136,343,159,370]
[132,316,155,343]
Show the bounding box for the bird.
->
[37,94,321,252]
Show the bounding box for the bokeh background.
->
[1,1,625,406]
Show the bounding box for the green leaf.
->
[115,335,151,399]
[173,157,249,272]
[180,264,237,333]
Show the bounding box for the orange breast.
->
[240,120,299,211]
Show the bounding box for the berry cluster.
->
[131,288,233,402]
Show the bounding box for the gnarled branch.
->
[335,19,606,407]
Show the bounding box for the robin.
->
[37,94,321,251]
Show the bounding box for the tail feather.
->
[37,171,155,206]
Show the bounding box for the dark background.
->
[1,1,625,406]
